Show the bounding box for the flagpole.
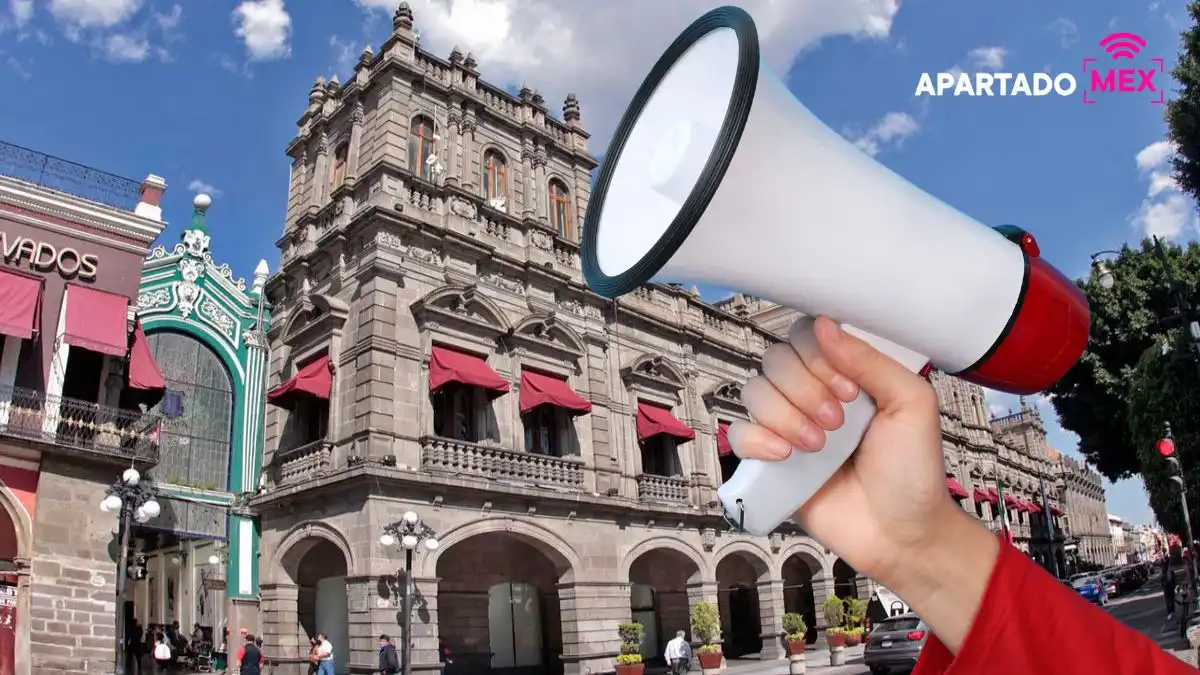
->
[1039,474,1062,579]
[996,475,1014,545]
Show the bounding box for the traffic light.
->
[1161,424,1186,488]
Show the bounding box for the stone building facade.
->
[252,6,865,675]
[1057,454,1112,568]
[0,140,171,675]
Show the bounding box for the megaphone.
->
[580,6,1090,536]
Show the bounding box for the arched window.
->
[409,116,436,181]
[483,150,507,202]
[548,179,571,238]
[145,331,234,491]
[330,143,349,188]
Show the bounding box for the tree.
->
[1126,340,1200,535]
[1167,1,1200,203]
[1047,239,1200,480]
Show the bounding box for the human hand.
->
[730,316,998,650]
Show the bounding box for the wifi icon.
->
[1100,32,1147,59]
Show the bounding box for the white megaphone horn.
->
[580,6,1091,537]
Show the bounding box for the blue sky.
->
[0,0,1187,525]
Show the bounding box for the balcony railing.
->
[269,439,333,487]
[0,385,161,462]
[0,140,143,211]
[420,436,585,489]
[637,473,690,504]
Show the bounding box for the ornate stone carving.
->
[479,271,524,295]
[529,229,553,250]
[199,297,238,344]
[351,102,365,124]
[701,528,716,552]
[182,229,211,257]
[449,197,477,220]
[375,230,404,251]
[138,288,172,311]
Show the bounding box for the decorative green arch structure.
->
[136,196,272,610]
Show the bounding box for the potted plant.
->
[615,622,644,675]
[691,601,723,675]
[782,613,807,674]
[822,597,846,666]
[843,599,866,646]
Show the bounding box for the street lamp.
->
[1089,250,1119,290]
[100,468,160,675]
[380,512,439,675]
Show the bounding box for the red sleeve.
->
[913,538,1193,674]
[236,647,245,663]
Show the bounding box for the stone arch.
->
[414,283,513,334]
[714,543,771,658]
[512,313,586,357]
[778,540,829,578]
[624,353,687,391]
[280,292,350,346]
[619,536,709,583]
[779,543,824,647]
[713,541,772,581]
[271,520,358,585]
[705,380,744,408]
[421,517,580,581]
[0,481,32,562]
[0,480,31,675]
[832,558,858,599]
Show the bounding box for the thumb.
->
[813,316,933,413]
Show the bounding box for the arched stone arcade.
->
[780,551,822,646]
[714,548,770,658]
[626,545,704,663]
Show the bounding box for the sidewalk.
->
[715,647,868,675]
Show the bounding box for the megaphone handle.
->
[716,317,929,536]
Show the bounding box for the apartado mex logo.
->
[915,32,1166,104]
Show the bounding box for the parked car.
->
[1072,575,1108,605]
[864,613,929,674]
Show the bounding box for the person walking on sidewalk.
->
[315,633,335,675]
[1163,559,1178,621]
[664,631,690,675]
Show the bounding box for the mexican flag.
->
[997,479,1014,545]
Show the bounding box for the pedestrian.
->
[730,315,1199,674]
[151,630,173,675]
[236,633,264,675]
[315,633,335,675]
[378,635,400,675]
[307,636,320,675]
[1162,558,1177,620]
[438,640,452,674]
[663,630,690,675]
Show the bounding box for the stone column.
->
[346,103,366,183]
[854,575,876,601]
[408,578,441,673]
[809,575,835,651]
[520,146,536,219]
[260,582,302,670]
[558,582,629,675]
[311,134,330,209]
[756,579,785,660]
[460,112,478,190]
[685,581,721,643]
[534,150,548,221]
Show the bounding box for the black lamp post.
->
[380,512,440,675]
[99,468,161,675]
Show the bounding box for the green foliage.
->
[697,644,721,656]
[1168,1,1200,204]
[844,598,867,628]
[844,627,865,639]
[1046,239,1200,479]
[618,622,644,647]
[782,613,807,639]
[616,654,642,666]
[821,596,845,628]
[690,602,720,647]
[825,627,845,636]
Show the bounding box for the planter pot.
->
[826,633,846,649]
[787,649,806,675]
[787,638,806,656]
[844,635,861,647]
[615,664,644,675]
[697,650,723,674]
[827,645,845,667]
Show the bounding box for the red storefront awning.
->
[63,284,128,356]
[1049,504,1065,517]
[126,321,165,401]
[519,370,590,414]
[429,346,509,395]
[636,402,695,442]
[975,487,996,504]
[946,477,969,499]
[268,354,333,409]
[717,422,734,456]
[987,487,1000,504]
[0,270,40,340]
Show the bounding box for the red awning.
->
[0,270,40,340]
[1003,494,1021,510]
[974,487,996,504]
[636,401,695,442]
[63,284,128,356]
[1049,504,1065,517]
[268,354,333,409]
[946,477,969,499]
[987,487,1000,503]
[519,370,590,414]
[717,422,734,456]
[429,346,509,395]
[127,321,165,394]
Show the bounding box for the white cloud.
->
[233,0,291,62]
[47,0,141,37]
[154,4,181,32]
[1131,140,1197,239]
[98,32,147,61]
[849,111,920,157]
[352,0,901,147]
[10,0,32,27]
[329,34,358,75]
[187,179,221,196]
[1048,17,1078,48]
[966,46,1007,70]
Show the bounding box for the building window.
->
[330,143,349,189]
[145,331,234,491]
[974,500,985,520]
[432,383,479,442]
[640,435,679,477]
[409,115,436,181]
[522,405,576,457]
[548,179,571,238]
[294,394,329,446]
[483,150,507,201]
